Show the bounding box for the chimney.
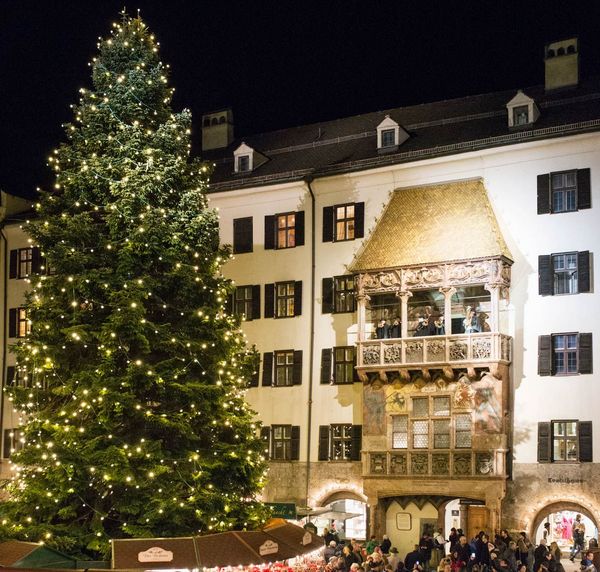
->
[201,108,234,151]
[544,38,579,91]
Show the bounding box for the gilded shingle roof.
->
[349,179,512,272]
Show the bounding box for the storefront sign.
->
[266,502,297,519]
[137,547,174,563]
[259,540,279,556]
[547,478,584,484]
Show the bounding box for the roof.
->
[0,541,39,566]
[205,77,600,192]
[0,540,76,568]
[348,179,511,272]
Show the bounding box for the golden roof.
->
[349,179,512,272]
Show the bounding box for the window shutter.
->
[8,309,17,339]
[294,281,303,316]
[320,348,332,384]
[538,255,554,296]
[579,421,593,462]
[6,366,15,387]
[322,206,334,242]
[354,202,365,238]
[577,168,591,210]
[262,352,273,386]
[260,427,271,458]
[318,426,330,461]
[233,217,253,254]
[248,354,260,388]
[290,426,301,460]
[353,349,361,383]
[295,211,305,246]
[577,251,590,293]
[9,250,18,279]
[264,215,275,250]
[537,174,551,214]
[264,284,275,318]
[351,425,363,461]
[31,247,42,274]
[293,350,303,385]
[538,335,553,376]
[322,278,334,313]
[251,285,261,320]
[578,333,593,374]
[227,293,234,316]
[537,422,551,463]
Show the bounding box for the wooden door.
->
[467,505,489,540]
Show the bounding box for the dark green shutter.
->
[227,293,234,316]
[6,366,15,387]
[322,206,334,242]
[294,281,303,316]
[318,426,330,461]
[579,421,593,462]
[290,426,300,460]
[353,348,361,382]
[538,255,554,296]
[260,427,271,458]
[8,309,17,339]
[251,285,261,320]
[295,211,305,246]
[31,247,42,274]
[322,278,334,313]
[538,335,553,376]
[292,351,303,385]
[351,425,362,461]
[577,168,591,210]
[537,422,551,463]
[264,284,275,318]
[264,215,275,250]
[577,251,590,293]
[233,217,253,254]
[320,348,332,384]
[354,202,365,238]
[537,174,551,214]
[262,353,273,386]
[9,250,18,279]
[578,333,593,374]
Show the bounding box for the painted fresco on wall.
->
[471,374,502,433]
[363,385,386,435]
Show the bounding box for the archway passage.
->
[532,502,599,549]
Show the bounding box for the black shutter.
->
[251,285,261,320]
[31,247,42,274]
[290,426,300,460]
[262,352,273,386]
[6,366,15,387]
[353,349,361,382]
[538,335,553,376]
[322,278,334,313]
[249,367,259,388]
[293,350,303,385]
[295,211,305,246]
[322,206,334,242]
[233,217,253,254]
[537,422,551,463]
[351,425,363,461]
[320,348,332,384]
[318,426,330,461]
[294,281,303,316]
[579,421,593,462]
[8,309,17,339]
[354,202,365,238]
[260,427,271,458]
[9,250,18,279]
[538,255,554,296]
[577,168,591,210]
[227,293,234,316]
[577,251,590,293]
[578,333,593,374]
[264,215,275,250]
[537,174,551,214]
[264,284,275,318]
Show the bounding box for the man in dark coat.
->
[405,545,424,571]
[533,540,548,572]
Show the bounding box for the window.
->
[318,424,362,461]
[18,248,33,278]
[513,105,529,126]
[381,129,396,147]
[237,155,250,172]
[272,425,292,460]
[552,171,577,212]
[9,308,31,339]
[276,213,296,249]
[322,275,355,314]
[538,333,592,376]
[455,414,472,448]
[275,281,295,318]
[335,204,356,241]
[6,366,30,388]
[233,217,253,254]
[9,247,42,279]
[537,169,591,215]
[538,420,592,463]
[234,285,260,320]
[538,251,590,296]
[274,350,295,387]
[433,419,450,449]
[334,347,355,384]
[392,415,408,449]
[2,429,23,459]
[412,420,429,448]
[265,212,304,250]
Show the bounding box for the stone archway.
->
[530,501,599,540]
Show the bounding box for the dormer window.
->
[381,129,396,148]
[506,90,539,128]
[237,155,250,173]
[376,115,409,151]
[513,106,529,126]
[233,142,268,174]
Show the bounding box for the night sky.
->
[2,0,600,198]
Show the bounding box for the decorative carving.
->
[501,335,511,361]
[411,453,429,475]
[476,453,494,475]
[403,266,444,289]
[472,337,492,359]
[370,453,387,474]
[454,378,475,408]
[426,340,446,361]
[363,345,381,365]
[449,340,468,361]
[405,341,423,362]
[390,453,407,475]
[359,271,401,293]
[453,453,472,476]
[384,344,403,364]
[432,453,450,475]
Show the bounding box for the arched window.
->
[547,49,555,58]
[203,118,210,127]
[567,44,576,54]
[211,117,218,126]
[557,47,565,56]
[219,116,226,124]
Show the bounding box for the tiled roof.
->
[205,78,600,192]
[348,179,511,272]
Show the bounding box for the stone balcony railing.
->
[365,450,501,478]
[357,332,512,369]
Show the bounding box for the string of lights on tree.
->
[0,12,269,560]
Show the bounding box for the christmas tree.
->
[0,14,268,559]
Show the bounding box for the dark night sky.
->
[2,0,600,198]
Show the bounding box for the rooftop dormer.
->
[377,115,409,152]
[545,38,579,92]
[506,90,539,128]
[233,142,267,174]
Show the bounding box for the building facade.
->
[1,38,599,553]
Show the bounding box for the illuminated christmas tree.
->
[0,14,268,559]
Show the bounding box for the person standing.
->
[533,539,548,572]
[517,532,532,568]
[570,515,586,562]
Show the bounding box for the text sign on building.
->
[259,540,279,556]
[137,547,174,563]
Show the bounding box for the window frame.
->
[333,275,356,313]
[380,128,396,148]
[512,105,529,126]
[237,154,251,173]
[17,248,34,279]
[271,424,292,460]
[17,308,30,339]
[550,170,578,213]
[275,212,296,249]
[275,281,295,318]
[552,252,578,295]
[333,204,356,242]
[273,350,295,387]
[551,419,580,463]
[329,423,353,461]
[234,285,253,319]
[552,333,579,376]
[333,346,355,385]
